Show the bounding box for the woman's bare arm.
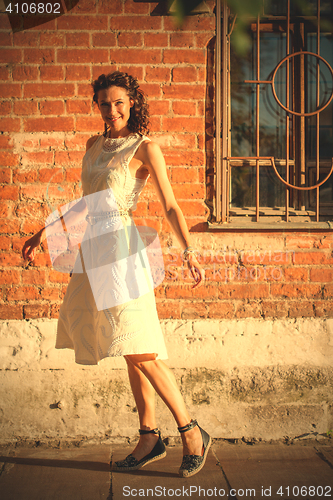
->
[136,141,205,287]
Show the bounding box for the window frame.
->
[209,0,333,230]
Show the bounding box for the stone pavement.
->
[0,441,332,499]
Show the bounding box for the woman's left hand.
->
[186,253,205,288]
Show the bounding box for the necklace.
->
[102,133,134,153]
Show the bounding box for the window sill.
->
[207,220,333,231]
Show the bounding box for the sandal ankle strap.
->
[178,419,198,433]
[139,428,160,435]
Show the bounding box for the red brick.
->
[0,49,22,63]
[234,301,262,318]
[50,303,61,318]
[40,137,64,149]
[172,183,205,199]
[13,170,37,183]
[12,66,38,81]
[66,168,82,182]
[292,251,328,265]
[118,32,143,47]
[22,270,46,285]
[55,151,84,165]
[164,16,215,32]
[288,301,314,318]
[23,49,55,64]
[170,33,195,47]
[65,134,90,150]
[0,84,22,98]
[0,235,11,251]
[0,219,20,234]
[110,16,162,31]
[136,84,159,99]
[13,31,38,46]
[145,67,170,83]
[76,116,104,132]
[218,283,269,299]
[0,201,10,218]
[314,301,333,317]
[0,33,12,46]
[66,100,92,114]
[57,15,108,30]
[48,269,71,283]
[271,283,322,298]
[40,101,65,115]
[172,66,197,83]
[323,284,333,298]
[15,201,48,219]
[163,84,205,99]
[156,299,181,319]
[0,152,18,167]
[66,33,90,47]
[261,301,289,318]
[0,186,19,200]
[163,49,205,65]
[0,249,21,264]
[180,300,208,319]
[13,101,38,115]
[0,305,23,320]
[38,168,64,183]
[163,117,204,133]
[98,0,122,13]
[24,117,74,132]
[91,32,117,48]
[0,67,10,80]
[149,101,170,115]
[144,33,169,48]
[171,167,198,182]
[0,270,20,284]
[40,65,64,81]
[58,49,109,63]
[20,185,48,201]
[117,66,143,81]
[110,48,162,64]
[23,304,49,319]
[23,17,56,31]
[0,168,11,184]
[40,287,60,300]
[47,185,74,199]
[70,0,96,13]
[310,268,333,282]
[7,286,39,300]
[172,101,196,115]
[124,0,149,14]
[66,66,91,81]
[21,219,47,235]
[208,301,234,318]
[40,33,64,46]
[24,83,74,98]
[22,151,54,164]
[196,32,215,47]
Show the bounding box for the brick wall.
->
[0,0,332,323]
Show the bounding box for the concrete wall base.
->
[1,318,332,444]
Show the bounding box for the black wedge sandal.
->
[112,428,166,471]
[178,419,211,478]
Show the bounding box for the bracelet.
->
[182,246,196,261]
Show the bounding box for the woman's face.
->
[97,86,134,137]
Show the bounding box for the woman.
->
[22,71,209,478]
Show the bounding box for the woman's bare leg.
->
[124,356,160,461]
[124,354,203,457]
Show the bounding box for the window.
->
[210,0,333,228]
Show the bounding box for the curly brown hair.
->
[92,71,150,137]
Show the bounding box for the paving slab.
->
[214,443,333,500]
[111,444,228,499]
[0,445,111,500]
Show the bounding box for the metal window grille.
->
[212,0,333,228]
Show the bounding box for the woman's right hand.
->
[22,229,44,263]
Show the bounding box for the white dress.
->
[55,133,168,365]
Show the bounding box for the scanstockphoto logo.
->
[1,0,79,32]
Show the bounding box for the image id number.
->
[276,485,332,497]
[6,2,61,14]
